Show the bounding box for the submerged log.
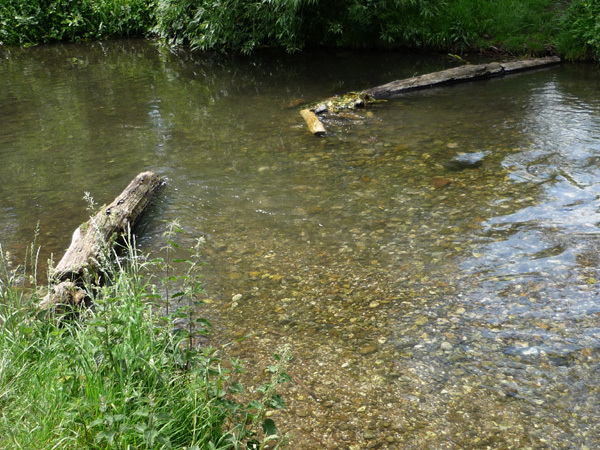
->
[300,108,327,136]
[40,171,164,312]
[363,56,561,99]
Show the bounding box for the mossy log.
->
[363,56,561,99]
[40,171,164,312]
[301,56,560,136]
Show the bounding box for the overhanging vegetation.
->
[1,0,600,60]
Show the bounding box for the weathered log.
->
[300,108,327,136]
[39,281,88,312]
[363,56,561,99]
[41,171,164,312]
[501,56,561,74]
[301,56,560,136]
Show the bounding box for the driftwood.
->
[363,56,561,99]
[300,109,326,136]
[40,171,164,312]
[301,56,561,135]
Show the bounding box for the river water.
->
[2,40,600,448]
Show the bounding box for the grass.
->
[0,227,289,449]
[428,0,561,54]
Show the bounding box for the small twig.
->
[289,372,320,401]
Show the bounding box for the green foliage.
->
[557,0,600,60]
[1,0,599,60]
[152,0,565,54]
[0,0,154,46]
[0,230,289,449]
[418,0,560,54]
[153,0,311,53]
[153,0,439,53]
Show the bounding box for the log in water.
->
[40,171,164,312]
[301,56,561,135]
[300,109,326,136]
[363,56,561,99]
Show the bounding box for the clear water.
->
[2,39,600,448]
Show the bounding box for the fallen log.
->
[40,171,164,312]
[501,56,562,74]
[300,56,561,135]
[300,109,327,136]
[363,56,561,99]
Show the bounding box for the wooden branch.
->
[363,56,561,99]
[41,171,164,312]
[300,108,327,136]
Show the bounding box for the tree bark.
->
[40,171,164,312]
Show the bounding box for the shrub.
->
[0,0,154,46]
[153,0,439,53]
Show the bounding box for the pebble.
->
[432,176,450,189]
[359,345,378,355]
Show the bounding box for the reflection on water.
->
[2,40,600,447]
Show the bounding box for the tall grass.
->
[425,0,561,54]
[557,0,600,60]
[0,230,288,449]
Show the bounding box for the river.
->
[2,39,600,448]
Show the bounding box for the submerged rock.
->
[444,150,490,171]
[432,176,451,189]
[314,103,328,114]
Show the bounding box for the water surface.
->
[2,40,600,448]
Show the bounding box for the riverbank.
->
[1,0,599,60]
[0,229,289,449]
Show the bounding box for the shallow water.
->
[2,40,600,448]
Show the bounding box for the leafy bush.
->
[1,0,597,60]
[152,0,565,54]
[153,0,308,52]
[153,0,439,53]
[0,0,154,46]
